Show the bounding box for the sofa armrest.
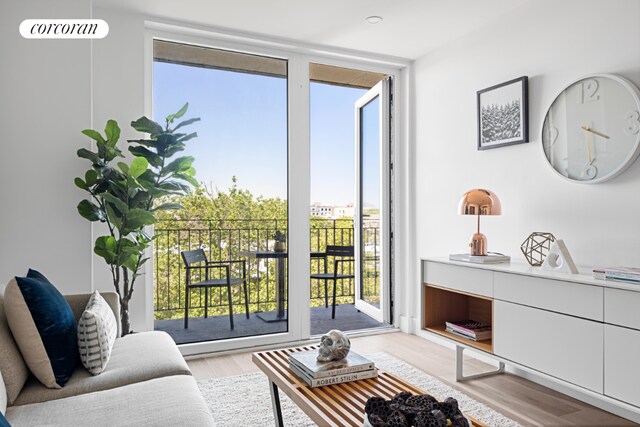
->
[65,292,122,338]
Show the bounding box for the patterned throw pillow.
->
[4,269,78,388]
[77,291,117,375]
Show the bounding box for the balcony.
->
[153,218,383,344]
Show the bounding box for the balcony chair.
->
[181,249,250,329]
[310,245,355,319]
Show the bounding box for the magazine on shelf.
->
[445,320,492,341]
[449,253,510,264]
[593,266,640,281]
[288,349,375,379]
[289,362,377,387]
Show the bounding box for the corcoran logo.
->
[19,19,109,39]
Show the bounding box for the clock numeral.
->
[578,79,599,104]
[625,110,640,135]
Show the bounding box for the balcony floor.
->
[155,304,383,345]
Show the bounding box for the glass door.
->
[354,79,391,323]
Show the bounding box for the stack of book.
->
[288,348,377,387]
[445,319,492,341]
[593,266,640,284]
[449,253,510,264]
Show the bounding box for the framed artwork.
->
[477,76,529,150]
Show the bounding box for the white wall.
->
[412,0,640,294]
[0,0,92,292]
[91,7,149,332]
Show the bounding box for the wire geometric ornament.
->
[520,232,556,266]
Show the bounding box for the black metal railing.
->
[153,218,380,321]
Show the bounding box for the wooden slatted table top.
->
[252,346,488,427]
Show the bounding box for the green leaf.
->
[162,156,194,176]
[166,102,189,123]
[81,129,106,144]
[176,132,198,143]
[172,117,200,132]
[173,172,199,187]
[153,202,183,211]
[131,116,163,135]
[117,162,129,174]
[125,208,156,229]
[128,146,162,167]
[85,170,98,186]
[74,177,87,190]
[104,120,121,146]
[127,138,162,151]
[104,145,123,162]
[105,204,122,229]
[122,255,139,272]
[77,148,102,165]
[94,236,117,265]
[101,193,129,213]
[129,157,148,179]
[77,200,105,222]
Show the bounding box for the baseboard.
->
[415,329,640,424]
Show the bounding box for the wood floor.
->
[187,331,637,427]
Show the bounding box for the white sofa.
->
[0,291,215,426]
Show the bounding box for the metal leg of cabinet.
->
[455,344,505,382]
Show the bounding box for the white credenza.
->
[421,258,640,420]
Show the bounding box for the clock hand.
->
[581,126,610,139]
[582,126,593,163]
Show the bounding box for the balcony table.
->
[240,250,325,322]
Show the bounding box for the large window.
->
[152,41,289,344]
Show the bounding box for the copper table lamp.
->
[458,189,502,256]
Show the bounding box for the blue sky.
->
[153,61,374,206]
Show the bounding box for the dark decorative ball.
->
[367,414,387,427]
[386,410,410,427]
[413,411,439,427]
[391,391,413,404]
[405,394,437,410]
[431,409,447,427]
[451,414,470,427]
[365,396,390,420]
[439,397,459,419]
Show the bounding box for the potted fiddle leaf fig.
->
[75,103,200,335]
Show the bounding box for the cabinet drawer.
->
[605,288,640,330]
[494,272,603,321]
[494,300,603,393]
[604,324,640,406]
[424,262,493,297]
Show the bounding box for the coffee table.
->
[252,346,488,427]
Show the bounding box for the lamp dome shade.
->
[458,189,502,216]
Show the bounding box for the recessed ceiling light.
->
[365,16,383,24]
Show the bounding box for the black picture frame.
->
[477,76,529,150]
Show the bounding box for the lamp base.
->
[469,232,487,256]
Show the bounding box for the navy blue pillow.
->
[0,411,10,427]
[12,269,78,387]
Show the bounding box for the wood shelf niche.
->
[423,284,493,353]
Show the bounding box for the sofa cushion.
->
[0,369,6,415]
[6,375,215,427]
[78,291,117,375]
[0,291,30,405]
[14,331,191,405]
[4,270,78,388]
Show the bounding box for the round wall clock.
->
[541,74,640,183]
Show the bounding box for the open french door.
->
[354,79,391,323]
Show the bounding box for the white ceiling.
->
[94,0,530,60]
